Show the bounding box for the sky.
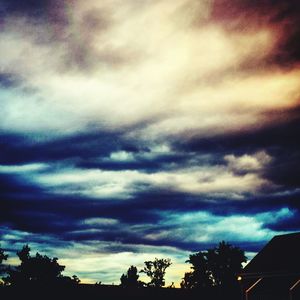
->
[0,0,300,286]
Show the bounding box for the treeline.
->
[0,241,246,295]
[0,244,79,287]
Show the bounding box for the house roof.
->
[242,232,300,276]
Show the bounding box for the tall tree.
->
[141,258,171,288]
[182,241,246,291]
[181,251,213,289]
[206,241,246,288]
[120,266,143,288]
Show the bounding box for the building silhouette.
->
[239,232,300,300]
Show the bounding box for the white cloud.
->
[224,151,272,172]
[0,163,48,173]
[54,241,190,286]
[156,208,295,244]
[0,0,299,140]
[32,160,273,199]
[256,207,295,224]
[109,151,135,162]
[0,149,275,201]
[82,218,119,226]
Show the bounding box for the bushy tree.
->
[4,244,79,286]
[181,251,213,289]
[120,266,143,288]
[141,258,172,288]
[181,241,246,291]
[206,241,246,288]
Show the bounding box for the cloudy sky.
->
[1,0,300,285]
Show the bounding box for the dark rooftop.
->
[242,232,300,275]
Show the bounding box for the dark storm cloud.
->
[0,172,42,196]
[0,175,70,235]
[138,189,300,218]
[0,131,123,164]
[2,111,300,245]
[0,130,199,173]
[1,109,300,253]
[2,165,299,254]
[212,0,300,26]
[0,0,66,27]
[173,112,300,188]
[265,211,300,232]
[0,174,160,239]
[0,0,53,15]
[77,152,191,173]
[174,109,300,154]
[265,152,300,188]
[1,184,169,238]
[263,0,300,65]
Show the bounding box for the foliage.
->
[181,251,213,289]
[0,245,8,265]
[0,245,8,284]
[141,258,172,288]
[3,244,80,286]
[58,274,81,285]
[206,241,247,287]
[120,266,143,288]
[181,241,246,290]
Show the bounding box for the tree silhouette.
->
[120,266,143,288]
[0,245,8,283]
[181,251,213,289]
[206,241,246,289]
[4,244,79,286]
[182,241,246,291]
[141,258,171,288]
[0,245,8,265]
